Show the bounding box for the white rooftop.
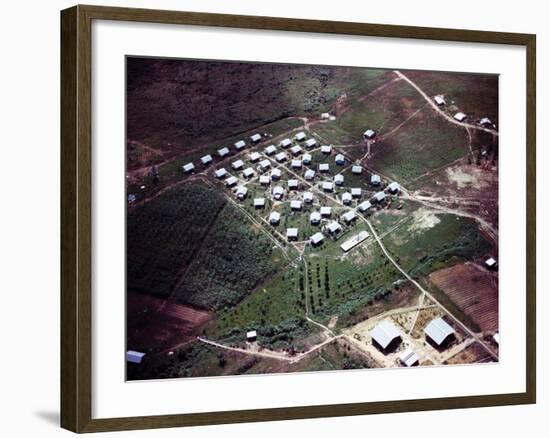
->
[374,191,386,202]
[399,348,420,367]
[358,200,372,212]
[214,168,227,178]
[273,186,284,196]
[303,192,314,202]
[434,95,446,105]
[334,174,344,184]
[302,153,312,163]
[322,181,334,191]
[320,206,332,216]
[454,112,467,121]
[342,192,352,203]
[288,179,299,188]
[259,175,271,184]
[321,145,332,154]
[340,230,369,252]
[218,147,230,156]
[243,167,255,177]
[295,132,306,141]
[290,200,302,210]
[201,154,213,164]
[305,138,317,147]
[352,165,363,174]
[371,174,381,184]
[327,221,341,233]
[269,211,281,223]
[291,145,302,155]
[387,182,400,193]
[424,317,455,346]
[341,210,357,223]
[310,232,324,245]
[126,350,146,364]
[280,138,292,147]
[291,159,302,168]
[335,154,345,164]
[364,129,376,138]
[250,133,262,142]
[259,159,271,169]
[246,330,257,339]
[286,228,298,238]
[271,168,282,179]
[264,145,277,155]
[234,140,246,149]
[225,176,238,186]
[319,163,330,172]
[304,169,315,180]
[236,186,248,198]
[370,320,401,349]
[232,159,244,169]
[254,197,265,207]
[249,152,261,162]
[351,188,362,197]
[310,211,321,223]
[183,163,195,172]
[275,152,288,162]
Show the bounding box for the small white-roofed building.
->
[236,186,248,200]
[234,140,246,150]
[271,168,281,180]
[290,145,302,156]
[232,159,244,170]
[254,197,266,208]
[485,257,497,270]
[387,182,400,193]
[352,165,363,174]
[275,152,288,162]
[290,200,302,210]
[334,174,344,186]
[319,163,330,173]
[371,174,381,185]
[273,186,284,199]
[321,112,330,119]
[201,154,213,165]
[225,176,238,187]
[434,95,446,105]
[250,133,262,143]
[183,162,195,173]
[363,129,376,139]
[321,145,332,154]
[218,147,230,157]
[259,159,271,171]
[358,200,372,212]
[259,175,271,185]
[269,211,281,224]
[310,232,324,246]
[424,317,456,348]
[370,320,401,352]
[246,330,257,342]
[264,145,277,155]
[373,191,386,202]
[286,227,299,240]
[341,210,357,224]
[305,138,317,148]
[322,181,334,192]
[310,211,321,224]
[303,192,314,203]
[342,192,352,204]
[302,153,312,164]
[291,159,302,169]
[454,112,467,121]
[280,138,292,148]
[320,206,332,217]
[249,152,261,162]
[126,350,146,364]
[288,179,299,190]
[351,188,362,198]
[214,168,227,179]
[327,221,341,234]
[480,117,493,126]
[243,167,255,178]
[335,154,345,165]
[399,348,420,367]
[304,169,315,180]
[295,132,306,141]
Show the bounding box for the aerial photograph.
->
[125,57,499,381]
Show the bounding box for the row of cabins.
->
[433,95,495,127]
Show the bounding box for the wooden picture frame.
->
[61,4,536,433]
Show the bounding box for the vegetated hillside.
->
[126,57,390,166]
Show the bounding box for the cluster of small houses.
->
[433,94,496,128]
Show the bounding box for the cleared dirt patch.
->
[429,263,498,332]
[445,342,496,364]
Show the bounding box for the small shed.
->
[304,169,316,180]
[234,140,246,150]
[363,129,376,140]
[480,117,493,126]
[485,257,497,270]
[232,159,244,170]
[310,232,324,246]
[214,168,227,179]
[454,112,467,122]
[183,162,195,173]
[352,165,363,174]
[335,154,345,165]
[399,348,420,367]
[334,174,344,185]
[310,211,321,224]
[254,197,266,208]
[321,145,332,154]
[322,181,334,192]
[243,167,255,178]
[371,174,381,185]
[286,228,299,240]
[249,152,261,162]
[291,145,302,156]
[434,95,446,105]
[218,147,230,157]
[295,132,306,141]
[126,350,146,364]
[201,154,213,165]
[351,188,362,198]
[302,153,312,164]
[320,206,332,217]
[319,163,330,173]
[250,133,262,143]
[321,112,330,119]
[246,330,257,342]
[370,320,401,352]
[288,179,299,190]
[342,192,352,204]
[269,211,281,224]
[305,138,317,148]
[280,138,292,148]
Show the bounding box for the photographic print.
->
[125,57,499,381]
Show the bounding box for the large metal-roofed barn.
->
[424,317,456,347]
[370,320,401,352]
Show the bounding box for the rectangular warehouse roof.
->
[340,230,369,252]
[424,317,455,346]
[370,320,400,350]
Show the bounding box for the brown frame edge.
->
[60,4,536,433]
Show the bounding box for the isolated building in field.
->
[290,200,302,211]
[327,221,342,234]
[319,163,330,173]
[250,133,262,143]
[321,145,332,154]
[275,152,288,162]
[286,227,299,241]
[269,211,281,225]
[373,191,386,203]
[335,154,345,165]
[399,348,420,367]
[214,168,228,179]
[280,138,292,148]
[232,159,244,170]
[254,197,266,208]
[454,112,467,122]
[291,145,302,156]
[424,317,456,349]
[358,200,372,213]
[225,176,238,187]
[259,175,271,185]
[370,320,401,353]
[351,188,362,198]
[434,95,446,105]
[246,330,257,342]
[273,186,285,200]
[201,154,213,166]
[371,174,381,185]
[310,232,324,246]
[485,257,498,270]
[320,206,332,217]
[310,211,321,225]
[236,186,248,200]
[334,174,344,186]
[288,179,299,190]
[480,117,493,126]
[342,192,352,205]
[271,168,282,180]
[249,152,261,162]
[340,230,369,252]
[305,138,317,148]
[387,182,400,194]
[322,181,334,192]
[259,159,271,171]
[302,153,312,164]
[266,146,278,157]
[291,159,302,169]
[126,350,146,364]
[303,192,314,203]
[183,162,195,173]
[363,129,376,140]
[218,147,230,158]
[234,140,246,150]
[321,112,330,119]
[243,167,255,178]
[352,165,363,175]
[341,210,357,224]
[304,169,315,180]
